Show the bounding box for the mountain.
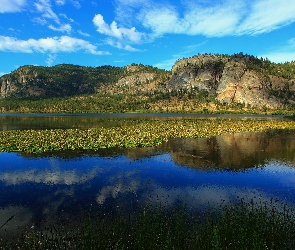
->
[169,53,295,109]
[0,64,163,98]
[1,53,295,111]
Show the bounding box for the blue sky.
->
[0,0,295,76]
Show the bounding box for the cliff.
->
[168,54,295,109]
[0,64,128,98]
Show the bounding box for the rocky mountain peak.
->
[124,64,147,73]
[168,54,295,109]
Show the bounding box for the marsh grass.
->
[1,199,295,249]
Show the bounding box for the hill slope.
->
[0,64,168,98]
[1,53,295,112]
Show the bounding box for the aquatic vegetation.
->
[1,199,295,249]
[1,119,295,153]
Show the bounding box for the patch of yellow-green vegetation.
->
[1,119,295,153]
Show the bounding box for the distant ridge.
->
[1,53,295,110]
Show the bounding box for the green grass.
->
[1,199,295,249]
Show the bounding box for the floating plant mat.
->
[1,119,295,153]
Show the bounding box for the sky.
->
[0,0,295,76]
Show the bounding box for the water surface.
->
[0,126,295,238]
[0,113,290,131]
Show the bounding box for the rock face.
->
[168,54,295,109]
[113,64,168,94]
[215,56,280,108]
[0,67,32,98]
[0,65,96,98]
[116,72,156,94]
[169,54,226,95]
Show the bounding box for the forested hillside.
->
[0,63,168,98]
[0,53,295,114]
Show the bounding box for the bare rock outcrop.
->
[216,58,281,109]
[168,54,226,94]
[117,73,156,87]
[0,65,97,98]
[115,73,157,95]
[169,54,293,109]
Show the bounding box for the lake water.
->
[0,114,295,238]
[0,113,289,131]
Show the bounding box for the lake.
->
[0,113,295,239]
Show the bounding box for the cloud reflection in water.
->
[0,130,295,234]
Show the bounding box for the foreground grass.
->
[1,119,295,153]
[1,199,295,249]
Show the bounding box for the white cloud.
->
[185,3,242,37]
[138,1,242,37]
[0,35,109,55]
[140,6,180,36]
[0,72,7,77]
[46,53,56,66]
[237,0,295,35]
[34,0,60,24]
[0,0,27,13]
[93,14,144,43]
[59,13,74,22]
[48,23,72,33]
[3,0,295,45]
[124,44,140,52]
[34,2,74,34]
[77,30,90,37]
[71,0,81,9]
[114,0,295,38]
[55,0,65,5]
[114,0,150,26]
[54,0,81,8]
[106,39,140,51]
[32,17,48,25]
[91,1,97,7]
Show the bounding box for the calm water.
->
[0,113,289,130]
[0,114,295,237]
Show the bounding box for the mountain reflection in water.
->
[0,130,295,237]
